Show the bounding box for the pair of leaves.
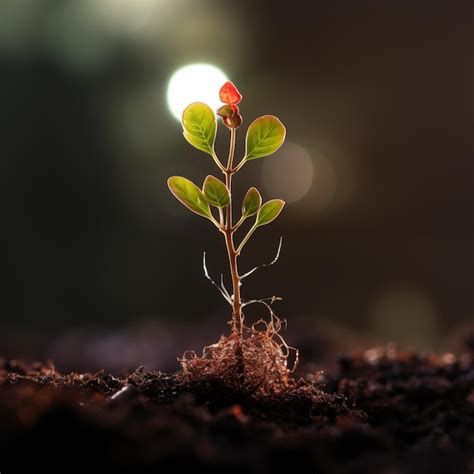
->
[168,175,230,220]
[242,188,285,226]
[182,103,286,164]
[167,176,212,219]
[236,196,285,254]
[168,176,284,228]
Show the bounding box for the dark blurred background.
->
[1,0,473,370]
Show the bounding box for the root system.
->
[180,312,299,397]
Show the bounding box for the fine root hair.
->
[179,309,299,397]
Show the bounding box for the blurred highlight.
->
[167,64,228,120]
[262,143,314,204]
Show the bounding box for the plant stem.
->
[211,152,226,173]
[223,127,243,335]
[232,215,246,232]
[236,223,257,255]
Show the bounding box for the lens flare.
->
[166,64,228,120]
[262,143,314,204]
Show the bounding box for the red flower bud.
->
[219,81,242,105]
[217,105,234,118]
[217,104,242,129]
[223,113,242,129]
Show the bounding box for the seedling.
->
[168,82,296,392]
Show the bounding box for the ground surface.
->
[1,345,473,473]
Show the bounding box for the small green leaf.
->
[168,176,212,219]
[255,199,285,227]
[203,175,230,208]
[182,102,216,156]
[242,187,262,217]
[244,115,286,161]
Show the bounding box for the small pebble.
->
[109,384,139,403]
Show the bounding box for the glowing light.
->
[442,353,456,364]
[262,143,314,204]
[364,347,384,364]
[166,64,228,120]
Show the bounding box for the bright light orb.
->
[166,64,228,120]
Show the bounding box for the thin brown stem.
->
[223,127,243,335]
[218,207,224,228]
[236,223,257,255]
[232,215,246,232]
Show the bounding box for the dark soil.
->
[1,345,473,473]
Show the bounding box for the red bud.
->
[223,113,242,129]
[219,81,242,105]
[217,105,234,118]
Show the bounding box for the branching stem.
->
[222,127,243,335]
[236,223,257,255]
[211,152,226,173]
[232,215,246,232]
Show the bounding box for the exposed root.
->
[240,237,283,280]
[202,252,233,306]
[179,309,299,397]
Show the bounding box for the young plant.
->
[168,81,285,336]
[168,82,296,392]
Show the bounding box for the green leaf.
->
[255,199,285,227]
[182,102,216,156]
[167,176,212,219]
[242,187,262,217]
[244,115,286,161]
[203,175,230,208]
